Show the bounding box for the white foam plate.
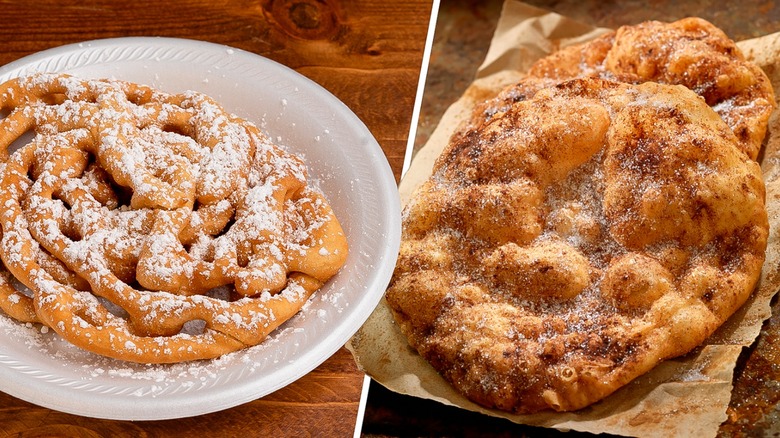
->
[0,37,400,420]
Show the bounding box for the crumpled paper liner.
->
[347,2,780,437]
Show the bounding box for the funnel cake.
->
[473,18,775,160]
[386,78,768,413]
[0,73,348,363]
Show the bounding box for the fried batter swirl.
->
[0,73,348,363]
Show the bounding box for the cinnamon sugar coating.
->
[476,18,776,160]
[386,78,768,413]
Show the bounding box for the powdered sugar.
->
[0,73,348,364]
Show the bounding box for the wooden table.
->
[0,1,433,436]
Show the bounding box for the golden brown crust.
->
[474,18,776,160]
[386,78,768,413]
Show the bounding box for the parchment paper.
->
[347,2,780,437]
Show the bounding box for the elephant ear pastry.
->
[386,77,768,413]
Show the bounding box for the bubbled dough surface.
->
[525,17,776,162]
[386,78,768,413]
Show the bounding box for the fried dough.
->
[386,78,768,413]
[473,18,775,160]
[0,73,349,363]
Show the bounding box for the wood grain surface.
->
[0,0,433,436]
